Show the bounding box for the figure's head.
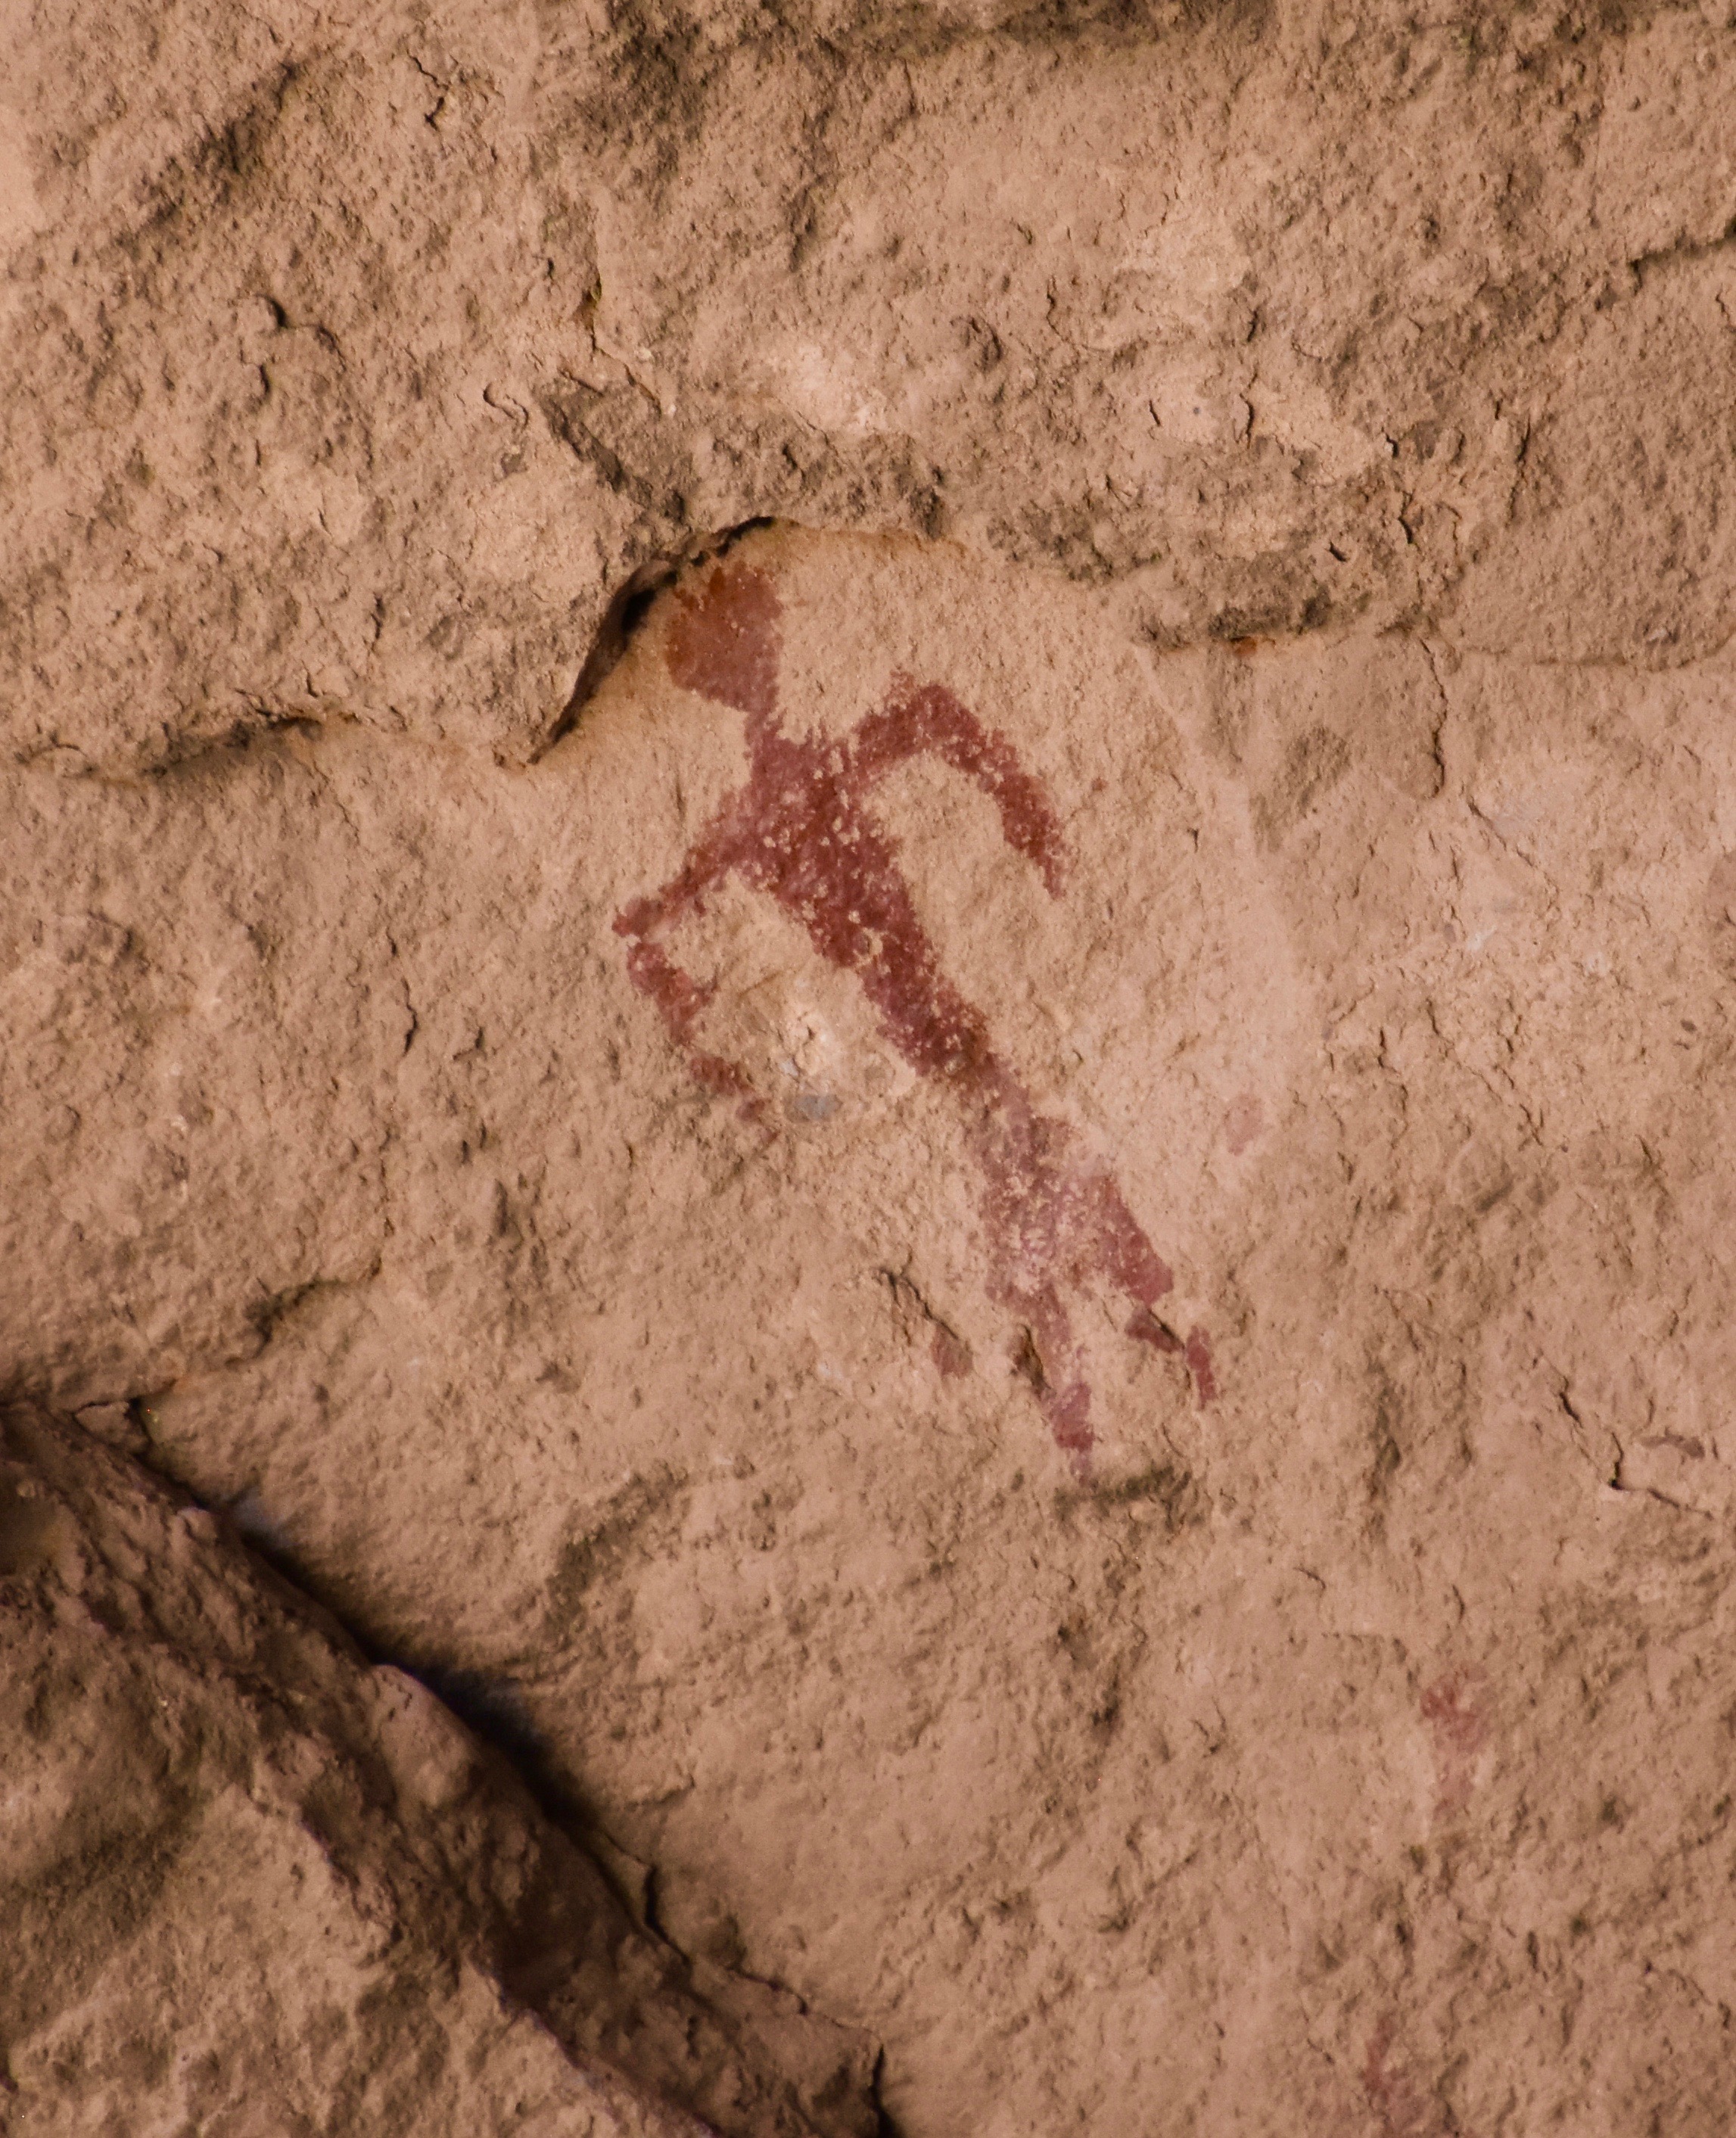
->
[664,561,781,727]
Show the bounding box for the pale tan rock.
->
[0,1405,879,2136]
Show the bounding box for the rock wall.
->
[6,5,1736,2133]
[0,1405,876,2135]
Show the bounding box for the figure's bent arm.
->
[851,677,1068,897]
[613,842,756,1101]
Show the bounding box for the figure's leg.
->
[1046,1378,1094,1474]
[1070,1166,1173,1308]
[1072,1170,1217,1408]
[958,1057,1216,1453]
[960,1079,1098,1468]
[1003,1276,1094,1475]
[1021,1160,1214,1412]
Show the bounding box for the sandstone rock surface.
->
[0,1405,877,2135]
[11,0,1736,774]
[8,2,1736,2133]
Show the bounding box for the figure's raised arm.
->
[850,677,1068,897]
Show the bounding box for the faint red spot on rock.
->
[1224,1091,1263,1154]
[1420,1665,1489,1818]
[1361,2017,1435,2138]
[931,1325,972,1380]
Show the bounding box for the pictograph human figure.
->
[614,561,1213,1471]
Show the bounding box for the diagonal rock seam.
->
[8,1401,891,2138]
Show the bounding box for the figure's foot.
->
[1128,1307,1216,1408]
[1046,1379,1094,1477]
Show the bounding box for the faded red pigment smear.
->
[1224,1091,1263,1156]
[614,562,1212,1470]
[1420,1667,1489,1819]
[1361,2018,1435,2138]
[930,1325,972,1380]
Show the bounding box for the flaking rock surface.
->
[0,1405,878,2136]
[8,524,1736,2130]
[8,3,1736,2135]
[9,0,1736,770]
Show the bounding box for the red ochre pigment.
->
[614,562,1212,1469]
[1420,1667,1490,1818]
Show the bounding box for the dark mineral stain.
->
[616,562,1213,1470]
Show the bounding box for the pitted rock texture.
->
[8,521,1736,2131]
[8,2,1736,774]
[0,1405,879,2137]
[8,4,1736,2134]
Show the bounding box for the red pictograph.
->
[614,562,1212,1470]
